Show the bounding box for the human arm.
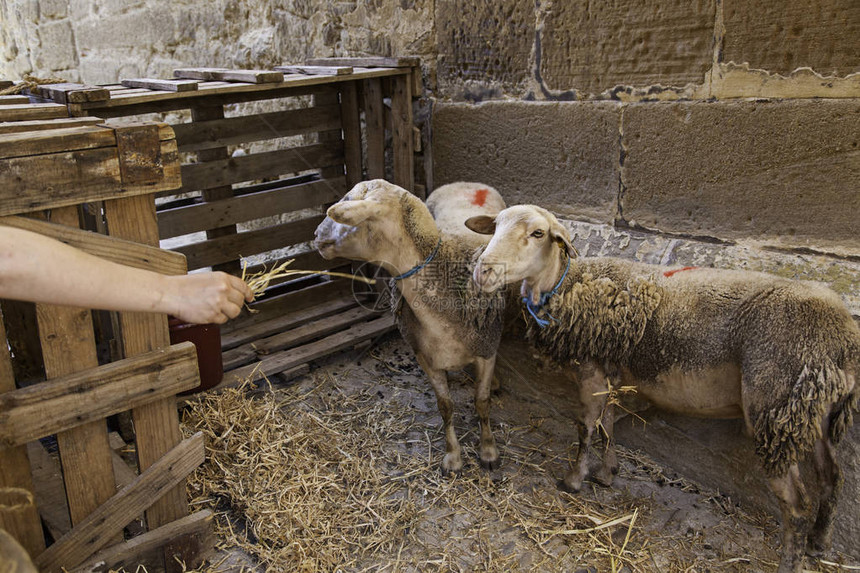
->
[0,226,254,324]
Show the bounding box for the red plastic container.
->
[168,317,224,395]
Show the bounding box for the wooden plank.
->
[180,140,344,193]
[0,343,198,449]
[307,56,420,68]
[26,441,72,541]
[315,90,345,180]
[0,103,67,122]
[214,69,284,83]
[72,510,214,573]
[34,433,205,573]
[223,305,378,370]
[0,125,115,160]
[0,95,30,104]
[275,65,353,76]
[0,80,12,89]
[103,195,190,572]
[189,104,239,275]
[112,122,165,187]
[0,215,187,275]
[28,83,110,104]
[173,215,324,270]
[157,177,345,238]
[0,116,103,135]
[390,74,414,191]
[225,314,394,382]
[171,68,229,81]
[220,296,358,350]
[0,310,45,558]
[121,78,199,92]
[171,104,341,152]
[0,300,44,384]
[71,69,404,114]
[362,78,385,180]
[35,206,117,533]
[340,81,362,187]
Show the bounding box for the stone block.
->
[620,99,860,252]
[433,101,621,224]
[35,19,77,71]
[722,0,860,77]
[540,0,716,95]
[39,0,68,19]
[435,0,535,97]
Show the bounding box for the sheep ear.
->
[549,220,579,258]
[465,215,497,235]
[326,200,380,226]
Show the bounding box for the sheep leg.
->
[474,355,500,470]
[416,355,463,474]
[807,437,842,555]
[769,464,813,573]
[561,362,607,493]
[593,406,618,487]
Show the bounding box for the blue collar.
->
[523,254,570,328]
[392,238,442,281]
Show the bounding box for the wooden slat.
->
[26,441,72,541]
[223,305,378,370]
[171,68,229,81]
[72,510,214,573]
[340,81,362,187]
[222,278,352,334]
[0,116,103,135]
[157,177,345,238]
[34,433,205,573]
[29,83,111,104]
[0,125,115,160]
[189,104,240,275]
[171,104,341,152]
[220,296,357,350]
[307,56,420,68]
[172,215,325,270]
[0,215,187,275]
[121,78,199,92]
[103,195,190,572]
[225,314,394,382]
[275,65,353,76]
[70,69,404,114]
[0,343,198,448]
[35,207,117,534]
[0,95,30,104]
[363,78,385,180]
[391,74,414,191]
[0,309,45,558]
[0,103,67,122]
[0,80,12,89]
[180,140,344,192]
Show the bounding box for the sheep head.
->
[314,179,438,272]
[467,205,576,301]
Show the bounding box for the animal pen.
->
[0,60,425,571]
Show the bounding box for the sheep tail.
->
[755,362,850,477]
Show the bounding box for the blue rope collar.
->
[392,238,442,281]
[523,254,570,328]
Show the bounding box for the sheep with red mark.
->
[314,179,506,473]
[426,182,506,248]
[467,204,859,573]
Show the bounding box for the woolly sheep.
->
[466,205,859,573]
[426,181,507,249]
[314,179,507,473]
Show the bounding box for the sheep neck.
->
[525,246,569,306]
[384,226,442,304]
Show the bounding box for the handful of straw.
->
[242,258,376,300]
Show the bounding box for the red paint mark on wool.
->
[471,188,489,207]
[663,266,698,278]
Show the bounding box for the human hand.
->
[163,271,255,324]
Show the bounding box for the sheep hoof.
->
[441,454,464,475]
[557,479,582,494]
[480,456,501,471]
[490,375,501,392]
[594,469,615,488]
[806,532,832,557]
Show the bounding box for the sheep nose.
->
[473,261,495,289]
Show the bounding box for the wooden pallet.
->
[0,120,211,572]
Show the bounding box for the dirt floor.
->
[178,333,854,573]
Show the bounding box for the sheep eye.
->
[531,229,545,239]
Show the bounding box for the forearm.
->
[0,226,178,315]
